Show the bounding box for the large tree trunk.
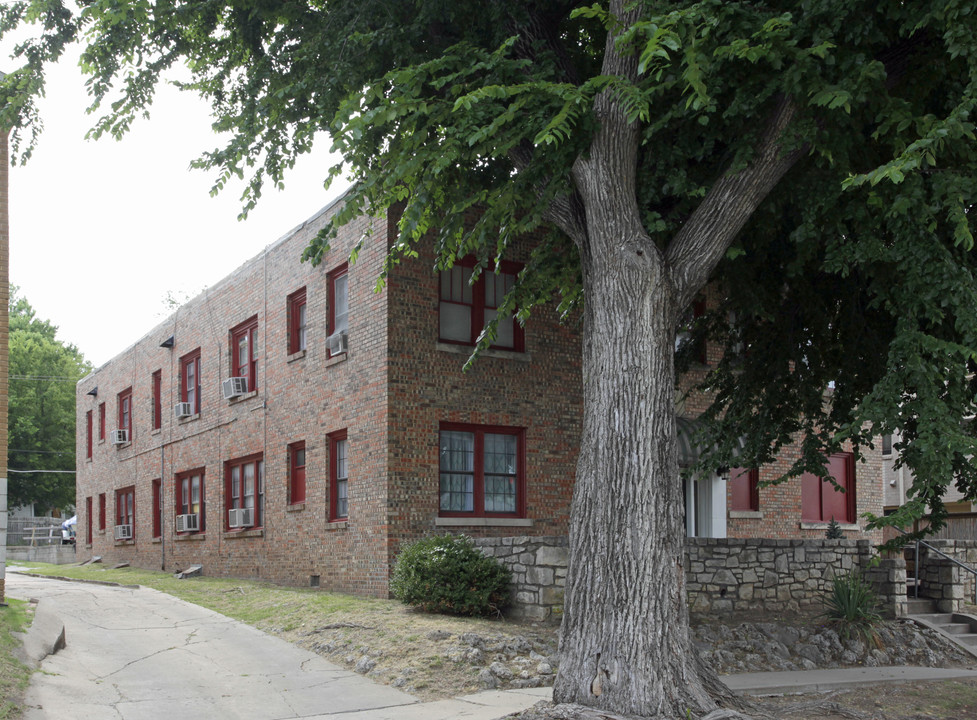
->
[552,239,717,717]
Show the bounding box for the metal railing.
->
[898,527,977,605]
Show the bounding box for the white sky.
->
[6,47,349,368]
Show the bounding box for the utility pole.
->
[0,70,10,603]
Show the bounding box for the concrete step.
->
[906,598,937,614]
[908,612,977,660]
[940,622,974,635]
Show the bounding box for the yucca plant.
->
[822,571,884,646]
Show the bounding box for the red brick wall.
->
[383,233,584,567]
[76,199,394,594]
[75,200,883,599]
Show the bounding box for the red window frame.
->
[85,497,93,545]
[152,479,162,539]
[288,287,307,355]
[438,422,526,518]
[85,410,93,459]
[224,454,264,529]
[729,467,759,512]
[289,441,307,505]
[329,430,348,520]
[230,317,258,393]
[801,452,856,523]
[327,265,349,357]
[98,402,106,441]
[176,469,205,533]
[438,258,524,351]
[98,493,106,531]
[152,370,162,430]
[179,350,201,414]
[116,486,135,539]
[118,387,133,438]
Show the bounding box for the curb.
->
[13,598,66,668]
[11,570,140,590]
[724,666,977,696]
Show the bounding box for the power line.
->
[9,449,72,455]
[9,375,79,382]
[7,469,76,474]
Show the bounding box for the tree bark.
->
[552,235,718,716]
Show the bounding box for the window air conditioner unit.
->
[222,377,249,399]
[114,524,133,540]
[175,514,200,533]
[326,331,348,355]
[174,402,193,419]
[228,507,254,528]
[110,429,129,445]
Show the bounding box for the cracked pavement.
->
[6,572,422,719]
[6,572,550,720]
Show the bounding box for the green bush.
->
[390,534,511,616]
[822,571,883,644]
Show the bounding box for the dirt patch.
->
[260,603,558,701]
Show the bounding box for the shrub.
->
[822,571,883,645]
[390,534,511,616]
[825,518,844,539]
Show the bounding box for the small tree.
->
[825,518,844,540]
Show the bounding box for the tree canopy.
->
[8,286,90,513]
[2,1,977,716]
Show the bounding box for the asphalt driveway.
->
[5,572,548,719]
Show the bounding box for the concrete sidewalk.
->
[9,570,977,719]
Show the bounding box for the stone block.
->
[536,546,569,567]
[540,586,564,605]
[712,569,737,585]
[526,566,554,586]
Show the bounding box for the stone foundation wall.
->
[915,540,977,612]
[477,536,908,621]
[474,536,568,621]
[686,538,878,616]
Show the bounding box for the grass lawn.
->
[0,595,32,720]
[10,562,384,626]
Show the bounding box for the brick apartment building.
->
[75,196,883,596]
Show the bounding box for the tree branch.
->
[666,95,806,315]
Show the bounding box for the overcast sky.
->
[6,46,349,368]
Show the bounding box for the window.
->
[289,441,306,505]
[882,434,893,457]
[729,467,759,512]
[230,317,258,393]
[225,454,263,529]
[180,350,201,414]
[439,259,524,351]
[116,486,135,539]
[118,387,133,439]
[327,266,348,356]
[329,431,348,520]
[176,469,205,532]
[85,410,93,459]
[152,370,162,430]
[439,423,525,517]
[675,297,707,364]
[152,479,162,539]
[801,452,856,523]
[85,497,92,545]
[98,493,106,531]
[288,288,307,354]
[98,402,106,441]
